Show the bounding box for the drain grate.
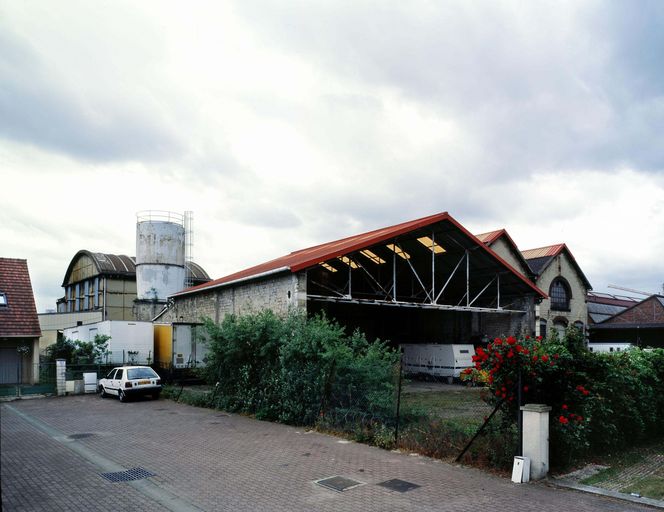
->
[377,479,421,493]
[315,476,365,492]
[68,433,94,440]
[101,467,155,483]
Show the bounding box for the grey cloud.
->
[233,201,303,230]
[0,29,184,162]
[235,1,664,176]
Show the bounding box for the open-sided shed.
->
[158,212,546,345]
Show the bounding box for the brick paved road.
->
[1,395,657,511]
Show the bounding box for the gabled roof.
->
[594,294,664,327]
[62,250,210,286]
[475,229,506,245]
[521,243,592,290]
[474,228,535,280]
[0,258,41,338]
[173,212,547,299]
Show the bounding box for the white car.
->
[98,366,162,402]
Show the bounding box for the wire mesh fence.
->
[395,370,518,464]
[0,359,155,398]
[315,356,518,463]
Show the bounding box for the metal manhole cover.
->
[377,479,421,493]
[315,476,365,492]
[101,467,156,483]
[68,433,94,440]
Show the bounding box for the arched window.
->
[549,278,571,311]
[539,319,547,339]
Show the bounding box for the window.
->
[549,278,571,311]
[573,321,584,333]
[0,292,6,306]
[539,319,547,338]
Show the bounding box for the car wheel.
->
[119,389,127,402]
[99,385,108,398]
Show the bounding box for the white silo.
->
[135,211,186,301]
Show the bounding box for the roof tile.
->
[0,258,41,337]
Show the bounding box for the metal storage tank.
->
[135,211,186,301]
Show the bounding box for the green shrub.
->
[200,310,399,429]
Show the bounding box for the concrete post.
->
[56,359,66,396]
[520,404,551,480]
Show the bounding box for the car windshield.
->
[127,368,158,380]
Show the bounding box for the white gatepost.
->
[56,359,66,396]
[520,404,551,480]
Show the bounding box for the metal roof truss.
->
[307,228,528,314]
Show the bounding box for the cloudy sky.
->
[1,0,663,312]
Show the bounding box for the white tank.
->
[136,211,186,301]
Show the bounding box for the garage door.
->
[0,348,20,384]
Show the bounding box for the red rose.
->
[541,355,549,363]
[558,416,569,424]
[523,385,529,392]
[507,336,517,345]
[562,404,568,410]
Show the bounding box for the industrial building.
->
[475,230,592,339]
[521,244,592,338]
[39,211,211,350]
[157,212,546,346]
[589,294,664,348]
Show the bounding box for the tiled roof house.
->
[0,258,41,384]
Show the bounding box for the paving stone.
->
[1,395,657,511]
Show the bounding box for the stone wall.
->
[536,252,589,336]
[476,295,537,339]
[158,271,307,324]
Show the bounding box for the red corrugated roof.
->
[521,244,566,260]
[475,229,506,245]
[0,258,41,337]
[173,212,546,299]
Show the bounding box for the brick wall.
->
[605,296,664,324]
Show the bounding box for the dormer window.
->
[0,292,7,306]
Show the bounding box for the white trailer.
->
[400,343,476,382]
[588,342,633,354]
[64,320,154,364]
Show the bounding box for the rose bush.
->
[465,328,664,468]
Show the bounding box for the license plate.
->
[138,380,150,385]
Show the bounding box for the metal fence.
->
[314,357,518,463]
[0,362,57,398]
[395,367,518,465]
[0,360,154,399]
